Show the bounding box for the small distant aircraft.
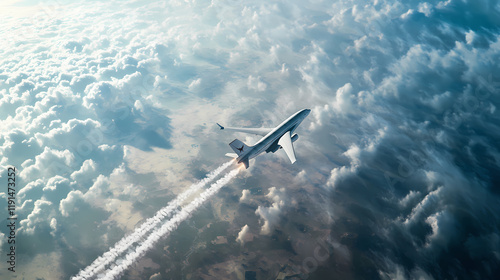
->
[217,109,310,168]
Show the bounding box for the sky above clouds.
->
[1,0,500,279]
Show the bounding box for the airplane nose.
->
[305,109,311,116]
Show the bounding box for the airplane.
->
[217,108,310,168]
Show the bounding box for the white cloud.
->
[240,189,250,202]
[327,165,357,189]
[42,175,72,203]
[255,187,285,235]
[418,2,433,17]
[425,210,457,251]
[188,78,201,91]
[436,0,452,9]
[236,224,251,246]
[1,0,499,278]
[50,218,58,237]
[70,159,98,183]
[83,174,110,202]
[19,199,54,235]
[403,187,441,226]
[59,190,85,217]
[399,190,420,208]
[18,179,44,201]
[400,9,414,20]
[465,30,475,45]
[20,147,75,181]
[247,75,267,92]
[333,83,357,115]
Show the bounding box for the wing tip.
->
[216,123,224,130]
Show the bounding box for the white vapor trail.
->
[99,167,241,280]
[72,161,233,280]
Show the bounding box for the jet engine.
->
[291,134,299,142]
[266,142,280,153]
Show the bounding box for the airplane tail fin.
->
[229,139,251,156]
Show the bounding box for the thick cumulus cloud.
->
[255,187,286,235]
[0,1,176,278]
[236,224,251,246]
[1,0,499,279]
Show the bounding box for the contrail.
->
[72,161,233,280]
[98,167,241,279]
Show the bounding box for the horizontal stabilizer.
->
[225,153,238,158]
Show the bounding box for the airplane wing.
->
[278,131,296,164]
[217,123,272,136]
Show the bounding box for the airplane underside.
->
[217,109,310,169]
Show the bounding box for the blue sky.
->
[1,0,500,279]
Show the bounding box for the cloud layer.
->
[1,0,499,279]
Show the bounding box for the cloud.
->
[247,75,267,92]
[42,175,72,204]
[50,218,58,237]
[20,147,75,181]
[18,179,44,201]
[239,189,250,202]
[59,190,85,217]
[424,210,457,251]
[83,174,110,202]
[19,199,54,235]
[418,2,433,17]
[1,0,499,279]
[255,187,286,235]
[70,159,98,185]
[236,224,251,246]
[327,165,357,189]
[332,83,357,115]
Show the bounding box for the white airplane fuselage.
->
[231,109,310,167]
